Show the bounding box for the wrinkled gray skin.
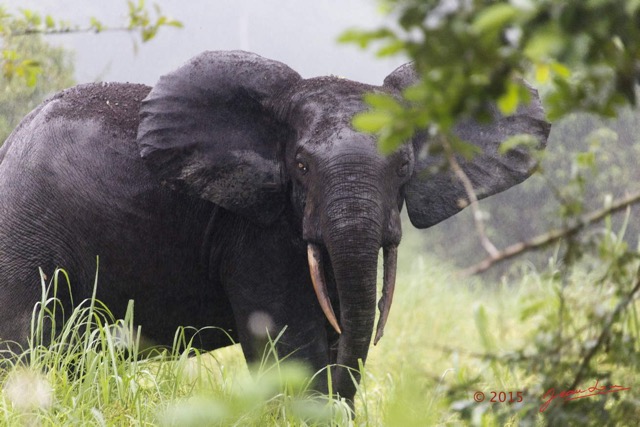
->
[0,51,550,403]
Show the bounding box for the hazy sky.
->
[18,0,407,86]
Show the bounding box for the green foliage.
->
[416,100,640,426]
[341,0,640,152]
[445,225,640,425]
[0,269,353,426]
[127,0,183,42]
[0,1,182,144]
[341,2,640,424]
[0,1,181,86]
[0,258,456,423]
[0,27,74,144]
[1,246,637,425]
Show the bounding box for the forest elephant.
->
[0,51,550,403]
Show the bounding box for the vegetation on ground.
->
[1,225,638,425]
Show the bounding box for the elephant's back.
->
[0,82,161,268]
[0,82,152,183]
[45,82,152,134]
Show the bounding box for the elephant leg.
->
[220,224,332,391]
[224,270,331,391]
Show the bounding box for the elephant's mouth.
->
[306,243,398,345]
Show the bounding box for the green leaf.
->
[338,28,395,48]
[474,305,496,352]
[499,134,538,154]
[550,62,571,78]
[141,27,156,42]
[534,63,551,83]
[378,135,402,155]
[363,93,402,113]
[352,110,393,133]
[403,84,428,102]
[376,39,405,57]
[497,82,521,114]
[90,17,104,32]
[16,59,42,87]
[45,15,55,29]
[524,28,565,61]
[519,299,547,321]
[471,4,518,35]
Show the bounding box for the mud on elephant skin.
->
[0,50,550,404]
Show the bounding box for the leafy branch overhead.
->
[341,0,640,153]
[341,3,640,424]
[0,0,182,86]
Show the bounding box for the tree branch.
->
[9,27,134,37]
[2,3,182,42]
[442,135,501,260]
[460,189,640,276]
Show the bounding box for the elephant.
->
[0,50,550,404]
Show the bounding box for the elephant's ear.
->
[137,50,301,224]
[383,64,551,229]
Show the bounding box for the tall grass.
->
[360,238,536,426]
[1,234,638,425]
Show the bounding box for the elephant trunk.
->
[323,220,379,403]
[322,188,393,402]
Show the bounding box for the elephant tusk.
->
[307,243,342,335]
[374,245,397,345]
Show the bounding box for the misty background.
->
[18,0,406,86]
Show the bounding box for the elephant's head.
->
[136,51,550,400]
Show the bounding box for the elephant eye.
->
[397,160,410,177]
[297,161,308,174]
